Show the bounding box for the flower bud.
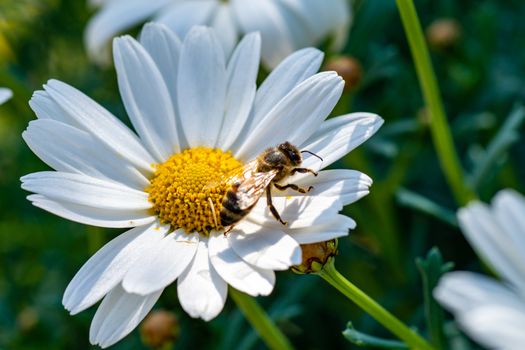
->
[426,18,462,50]
[17,306,39,332]
[292,239,338,274]
[417,106,431,126]
[140,309,179,349]
[324,56,363,91]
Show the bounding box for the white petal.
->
[435,272,521,313]
[283,0,351,50]
[282,169,373,205]
[210,4,238,59]
[248,195,343,229]
[236,72,344,161]
[459,304,525,348]
[122,230,199,295]
[286,214,356,244]
[208,232,275,296]
[492,189,525,263]
[42,80,155,173]
[155,1,217,40]
[177,26,227,148]
[268,0,315,48]
[434,272,525,349]
[139,23,184,146]
[229,221,301,270]
[89,0,111,7]
[140,23,182,101]
[177,239,227,321]
[27,194,155,228]
[29,90,72,123]
[114,36,179,161]
[89,284,162,348]
[277,0,325,44]
[458,202,525,291]
[300,113,384,170]
[0,87,12,104]
[326,0,352,50]
[63,222,167,314]
[21,172,151,211]
[216,32,260,151]
[23,119,149,189]
[85,0,172,64]
[232,0,295,68]
[249,48,323,132]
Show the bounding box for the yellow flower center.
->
[146,147,243,235]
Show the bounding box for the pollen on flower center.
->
[146,147,243,236]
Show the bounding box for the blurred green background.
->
[0,0,524,349]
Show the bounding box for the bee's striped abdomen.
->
[220,188,248,227]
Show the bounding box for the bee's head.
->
[278,142,302,166]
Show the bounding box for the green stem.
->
[395,0,476,206]
[318,260,435,350]
[229,288,294,350]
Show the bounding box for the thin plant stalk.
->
[229,288,294,350]
[395,0,476,206]
[318,260,435,350]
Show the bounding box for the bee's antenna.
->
[301,150,323,162]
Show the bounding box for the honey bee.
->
[219,142,321,232]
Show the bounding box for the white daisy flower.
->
[21,24,382,348]
[0,87,12,104]
[434,189,525,349]
[85,0,351,68]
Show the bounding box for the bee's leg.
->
[274,183,313,193]
[266,186,287,225]
[291,167,318,176]
[224,225,234,236]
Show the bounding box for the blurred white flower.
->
[0,88,12,104]
[85,0,351,68]
[22,25,381,348]
[435,189,525,349]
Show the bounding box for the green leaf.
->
[416,247,454,350]
[469,104,525,190]
[342,322,408,349]
[396,188,458,227]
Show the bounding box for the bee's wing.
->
[202,162,250,190]
[236,169,278,210]
[228,159,259,185]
